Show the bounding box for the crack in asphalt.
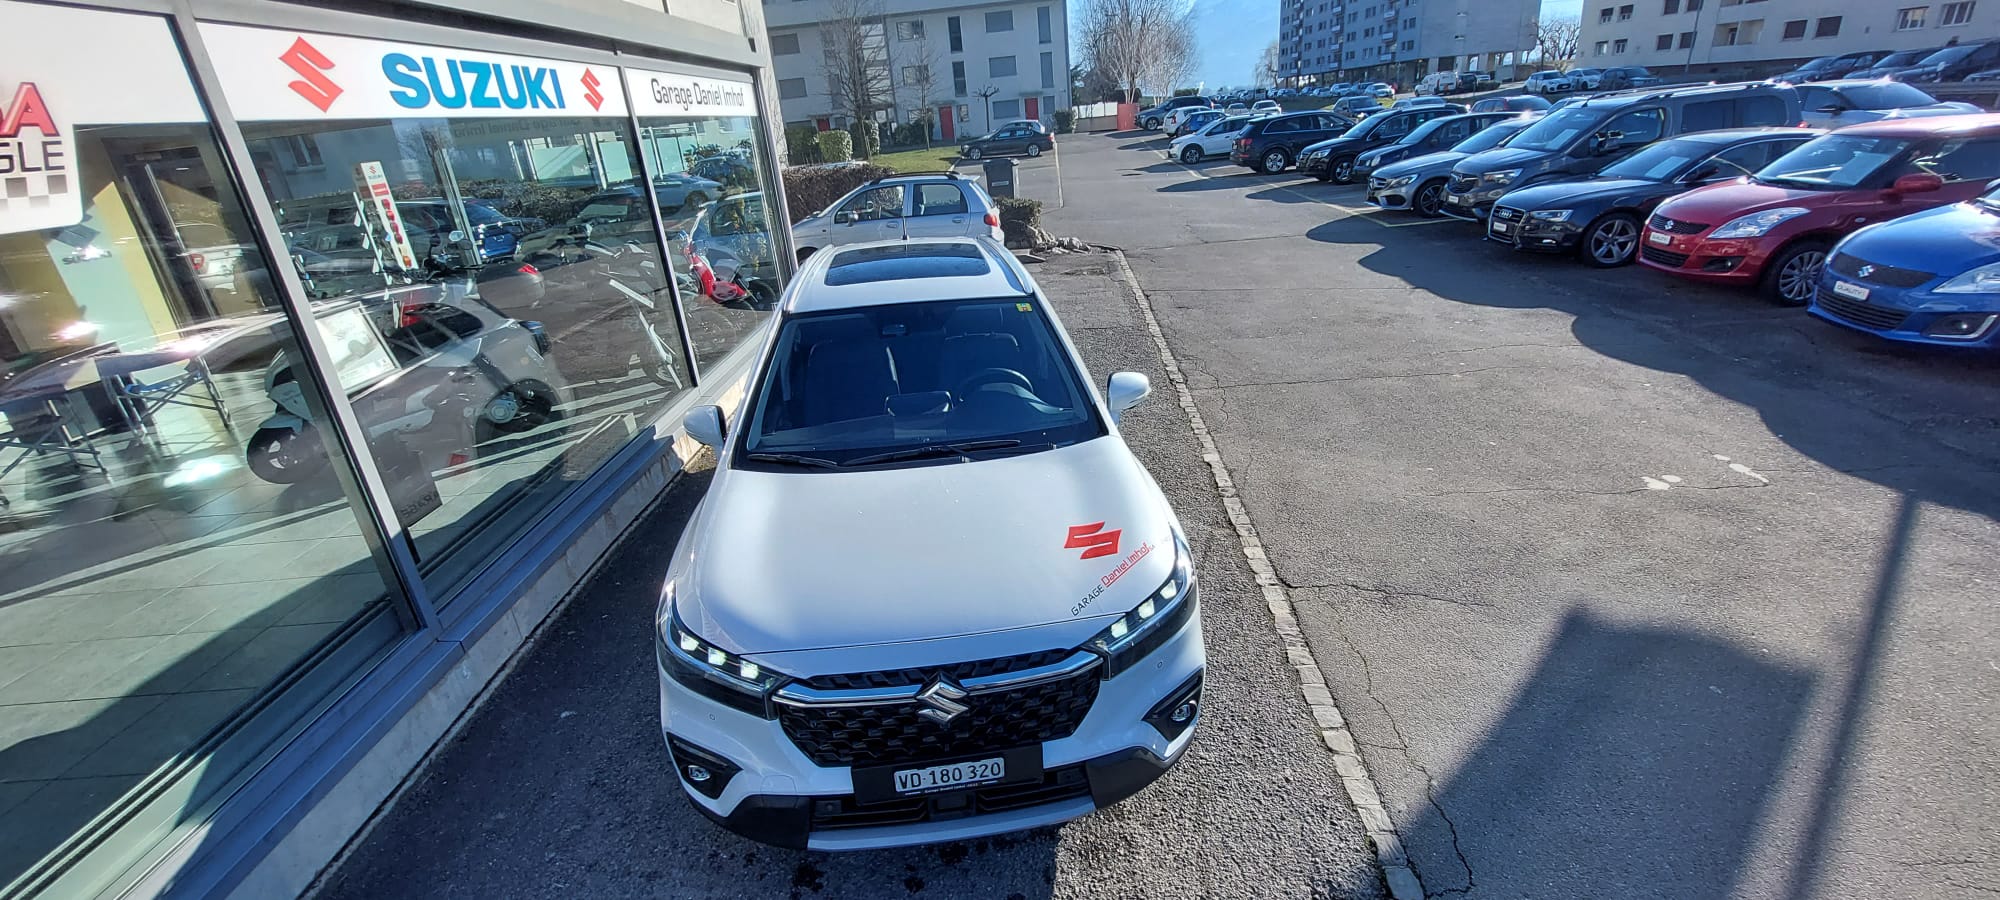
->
[1201,364,1579,391]
[1283,579,1495,611]
[1425,482,1772,498]
[1328,621,1476,897]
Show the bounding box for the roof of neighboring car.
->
[1825,112,2000,138]
[1566,80,1791,109]
[790,238,1029,313]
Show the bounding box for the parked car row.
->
[1143,78,2000,350]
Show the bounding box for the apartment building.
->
[1579,0,1999,74]
[765,0,1070,141]
[1281,0,1542,87]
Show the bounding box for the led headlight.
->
[1384,175,1416,188]
[1936,262,2000,294]
[1087,534,1196,678]
[1483,168,1522,186]
[1710,207,1809,240]
[1307,149,1330,161]
[1529,209,1573,222]
[659,583,783,717]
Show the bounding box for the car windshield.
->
[739,297,1103,467]
[1453,120,1531,153]
[1205,116,1251,135]
[1921,45,1979,65]
[1757,135,1916,189]
[1835,82,1940,109]
[1874,50,1929,68]
[1800,56,1841,69]
[1598,139,1710,180]
[1506,107,1603,151]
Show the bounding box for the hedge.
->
[816,129,854,163]
[996,196,1042,247]
[1052,110,1075,134]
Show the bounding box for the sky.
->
[1189,0,1584,90]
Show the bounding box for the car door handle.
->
[951,217,965,223]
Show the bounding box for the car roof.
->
[1830,112,2000,138]
[1566,80,1788,108]
[789,238,1029,313]
[1661,126,1825,146]
[1813,77,1931,88]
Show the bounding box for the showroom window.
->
[0,5,403,895]
[202,24,703,596]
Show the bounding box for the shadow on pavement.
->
[1302,216,2000,524]
[1403,607,1815,898]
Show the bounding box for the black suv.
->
[1441,81,1801,222]
[1231,111,1354,174]
[1297,105,1468,183]
[1886,41,2000,83]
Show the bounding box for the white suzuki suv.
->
[660,237,1204,850]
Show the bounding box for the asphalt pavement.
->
[317,242,1385,896]
[1041,131,2000,900]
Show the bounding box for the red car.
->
[1638,114,2000,303]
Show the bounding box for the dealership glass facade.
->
[0,3,780,895]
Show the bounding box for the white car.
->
[1162,105,1215,135]
[661,237,1204,850]
[1524,71,1575,95]
[1171,115,1252,164]
[1251,100,1283,116]
[791,172,1001,261]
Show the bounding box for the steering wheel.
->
[953,368,1033,401]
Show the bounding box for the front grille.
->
[809,765,1092,831]
[1642,245,1691,268]
[1491,205,1523,222]
[1648,213,1707,235]
[1828,253,1933,288]
[801,648,1072,691]
[1816,291,1909,331]
[779,669,1101,768]
[1448,173,1478,194]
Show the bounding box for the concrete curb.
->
[1110,250,1424,900]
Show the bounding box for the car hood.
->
[1500,175,1676,210]
[1838,201,2000,273]
[1376,150,1468,180]
[1453,146,1548,175]
[1303,133,1370,155]
[1654,180,1839,225]
[678,438,1177,655]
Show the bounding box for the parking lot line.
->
[1161,148,1454,229]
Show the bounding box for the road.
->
[1040,131,2000,900]
[318,203,1385,896]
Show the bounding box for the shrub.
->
[1053,109,1075,134]
[995,196,1042,247]
[785,125,824,165]
[893,121,932,147]
[817,129,854,163]
[779,162,895,224]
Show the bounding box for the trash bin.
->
[984,158,1017,199]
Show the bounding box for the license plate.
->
[893,758,1004,795]
[1648,230,1673,246]
[1832,280,1870,301]
[1490,222,1511,234]
[1446,194,1466,205]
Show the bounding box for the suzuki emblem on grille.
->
[916,678,971,725]
[1857,265,1876,278]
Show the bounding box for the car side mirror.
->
[1892,173,1944,195]
[1106,371,1151,424]
[683,405,726,447]
[833,210,855,225]
[1685,165,1723,183]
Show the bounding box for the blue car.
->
[1811,181,2000,348]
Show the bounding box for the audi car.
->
[660,238,1205,850]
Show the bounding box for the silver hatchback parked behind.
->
[791,172,1003,262]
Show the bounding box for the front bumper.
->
[1299,153,1330,176]
[1635,229,1766,284]
[1441,186,1506,222]
[1367,178,1415,210]
[1486,206,1584,253]
[660,601,1206,850]
[1810,273,2000,348]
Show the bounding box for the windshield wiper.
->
[743,452,844,469]
[844,439,1025,467]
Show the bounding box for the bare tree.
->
[1077,0,1200,103]
[972,85,1001,134]
[899,27,943,146]
[819,0,893,158]
[1254,41,1282,88]
[1534,15,1582,72]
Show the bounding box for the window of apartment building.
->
[992,98,1021,119]
[1816,16,1843,36]
[1401,39,1415,51]
[772,32,800,55]
[952,60,968,95]
[1599,6,1614,23]
[1687,0,1702,9]
[1596,40,1610,55]
[1782,18,1807,39]
[1041,51,1056,88]
[986,10,1013,32]
[1943,2,1977,26]
[948,16,963,51]
[779,77,808,98]
[1620,4,1634,20]
[1680,30,1696,47]
[1897,6,1928,30]
[902,64,930,84]
[1657,33,1675,49]
[989,55,1017,77]
[1405,17,1416,29]
[1663,0,1679,13]
[896,20,924,40]
[1039,6,1054,43]
[1715,19,1762,45]
[1614,37,1629,52]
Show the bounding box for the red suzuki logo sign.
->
[581,68,605,111]
[280,37,342,112]
[1065,522,1122,560]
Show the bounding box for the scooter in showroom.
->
[521,221,687,389]
[244,246,570,486]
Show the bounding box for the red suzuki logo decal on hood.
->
[280,37,343,112]
[1065,522,1122,560]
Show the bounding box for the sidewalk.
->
[315,252,1383,900]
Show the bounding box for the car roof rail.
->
[867,170,965,185]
